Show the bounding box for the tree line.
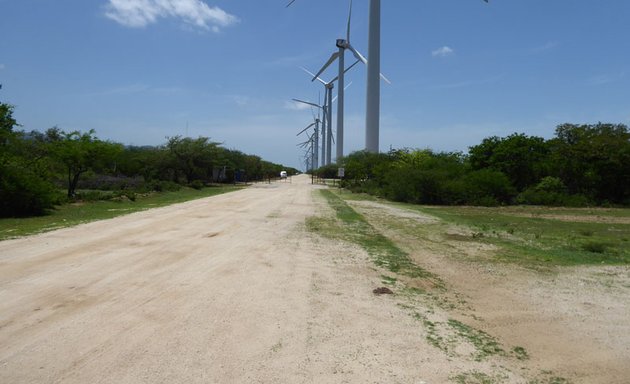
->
[1,101,298,218]
[316,123,630,207]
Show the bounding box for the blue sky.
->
[1,0,629,170]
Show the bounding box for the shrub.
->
[459,169,515,205]
[152,180,181,192]
[582,241,608,253]
[517,177,590,206]
[189,180,205,190]
[0,161,59,217]
[315,164,340,179]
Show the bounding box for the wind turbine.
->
[364,0,489,152]
[309,0,364,163]
[300,61,358,166]
[296,114,320,170]
[309,0,389,162]
[292,97,327,168]
[297,130,316,171]
[288,0,489,154]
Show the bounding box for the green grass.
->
[447,319,505,361]
[313,189,435,279]
[0,186,242,240]
[397,204,630,266]
[451,371,508,384]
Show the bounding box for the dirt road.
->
[0,176,428,383]
[1,175,628,383]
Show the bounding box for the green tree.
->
[0,103,58,216]
[47,128,122,198]
[468,133,549,191]
[549,123,630,203]
[166,136,222,184]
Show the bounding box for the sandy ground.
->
[1,175,628,383]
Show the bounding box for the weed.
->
[579,229,594,236]
[512,346,529,360]
[528,375,571,384]
[414,313,448,352]
[316,190,438,281]
[402,286,425,295]
[381,275,397,285]
[448,319,504,361]
[451,371,507,384]
[581,241,608,253]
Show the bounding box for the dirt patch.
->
[350,200,438,223]
[514,213,630,224]
[348,198,630,384]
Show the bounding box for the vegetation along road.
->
[1,175,628,383]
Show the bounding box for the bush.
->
[152,180,181,192]
[315,164,340,179]
[77,174,145,191]
[459,169,515,205]
[0,161,59,217]
[516,177,590,206]
[581,241,608,253]
[189,180,205,190]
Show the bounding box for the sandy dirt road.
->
[1,175,628,383]
[0,175,437,383]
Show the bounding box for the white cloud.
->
[431,46,454,58]
[0,63,5,70]
[104,0,239,31]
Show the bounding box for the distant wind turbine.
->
[296,114,320,170]
[298,62,358,165]
[308,0,389,161]
[292,97,326,168]
[287,0,489,154]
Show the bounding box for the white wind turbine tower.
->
[364,0,490,152]
[292,97,327,168]
[309,0,376,162]
[298,131,316,171]
[288,0,488,153]
[300,61,359,166]
[296,114,320,170]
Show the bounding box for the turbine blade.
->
[313,52,340,81]
[296,122,316,136]
[347,44,368,65]
[292,98,321,109]
[286,0,297,8]
[301,66,327,85]
[344,47,392,84]
[346,0,353,42]
[331,82,351,104]
[330,59,360,83]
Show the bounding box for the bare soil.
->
[1,175,628,383]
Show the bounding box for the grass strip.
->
[0,186,242,240]
[311,189,433,279]
[398,204,630,266]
